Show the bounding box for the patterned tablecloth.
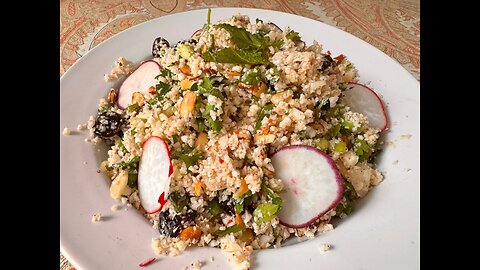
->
[60,0,420,268]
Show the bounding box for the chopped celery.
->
[315,138,330,151]
[253,203,279,225]
[334,141,347,153]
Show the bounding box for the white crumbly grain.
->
[191,260,202,269]
[319,244,331,252]
[91,213,102,223]
[111,204,122,211]
[62,127,71,136]
[77,124,86,131]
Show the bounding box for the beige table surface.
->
[60,0,420,269]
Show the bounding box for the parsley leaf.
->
[171,145,205,169]
[203,48,270,65]
[254,103,274,132]
[197,76,223,99]
[286,30,302,42]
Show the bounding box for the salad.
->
[87,9,387,270]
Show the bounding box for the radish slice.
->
[271,145,343,228]
[138,136,173,214]
[342,82,388,131]
[117,60,161,109]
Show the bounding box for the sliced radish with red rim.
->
[117,60,161,109]
[342,82,388,132]
[271,145,343,228]
[138,136,173,214]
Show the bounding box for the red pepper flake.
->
[334,54,345,63]
[219,158,224,164]
[139,257,156,267]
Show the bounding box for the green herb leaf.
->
[171,145,205,169]
[198,76,223,99]
[253,203,279,225]
[262,182,283,208]
[254,103,274,132]
[235,201,244,214]
[169,191,189,212]
[208,199,222,217]
[241,67,262,86]
[172,134,179,144]
[117,141,129,153]
[286,30,302,42]
[214,224,243,236]
[127,173,137,188]
[156,81,172,97]
[203,48,270,65]
[127,103,139,113]
[116,156,140,170]
[130,129,137,136]
[216,24,271,50]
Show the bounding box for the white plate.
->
[60,8,419,270]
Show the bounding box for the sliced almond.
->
[110,170,128,199]
[179,91,197,117]
[131,92,145,106]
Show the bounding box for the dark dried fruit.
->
[158,211,182,237]
[93,111,125,139]
[152,37,170,57]
[176,39,198,46]
[220,198,235,215]
[319,54,334,72]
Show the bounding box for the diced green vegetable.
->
[169,191,189,213]
[342,120,354,130]
[208,199,222,217]
[177,43,194,59]
[253,203,279,225]
[315,137,330,151]
[127,173,137,188]
[163,106,175,117]
[334,141,347,153]
[214,224,243,236]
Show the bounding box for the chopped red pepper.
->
[219,158,224,164]
[334,54,345,63]
[139,257,156,267]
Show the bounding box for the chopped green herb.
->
[117,141,129,153]
[235,201,244,214]
[198,76,223,99]
[171,145,205,169]
[155,68,173,79]
[127,173,137,188]
[169,191,189,213]
[172,134,179,144]
[216,23,271,50]
[130,129,136,136]
[254,103,274,132]
[286,30,302,42]
[241,67,262,85]
[209,34,215,50]
[127,103,139,113]
[156,81,172,98]
[207,8,211,25]
[262,182,283,208]
[116,156,140,169]
[331,124,341,137]
[214,224,243,236]
[253,203,279,225]
[203,48,270,65]
[208,199,222,217]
